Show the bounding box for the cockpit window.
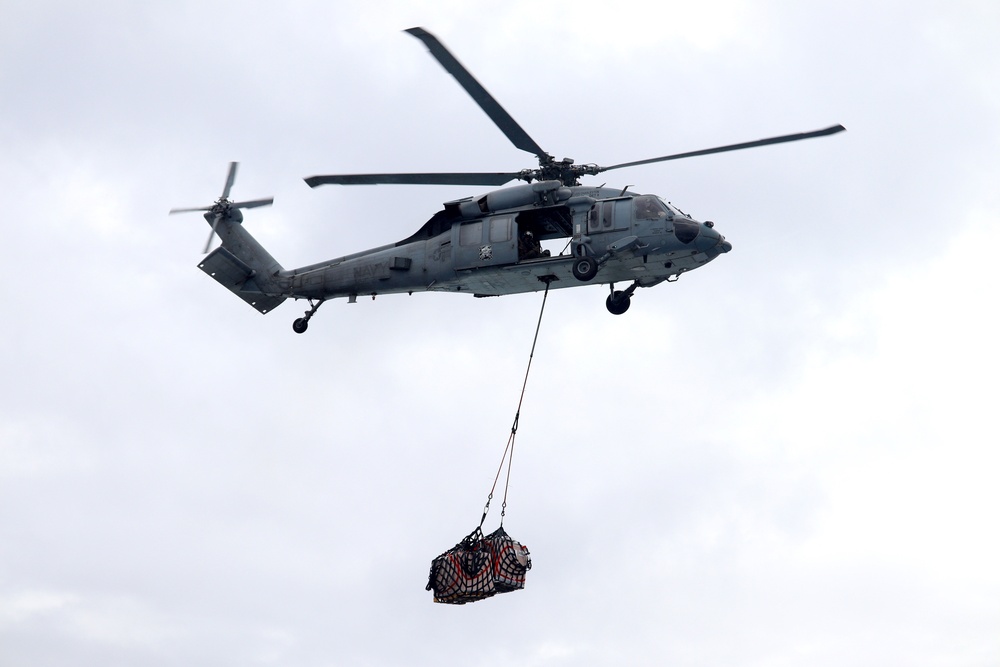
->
[635,195,669,221]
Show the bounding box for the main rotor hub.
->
[521,157,602,186]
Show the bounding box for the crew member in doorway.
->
[518,230,545,260]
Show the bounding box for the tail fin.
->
[198,243,286,314]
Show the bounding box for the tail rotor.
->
[170,162,274,253]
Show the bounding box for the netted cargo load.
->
[426,526,531,604]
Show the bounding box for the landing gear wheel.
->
[572,257,599,282]
[606,291,631,315]
[292,299,325,334]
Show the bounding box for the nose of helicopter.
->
[696,222,732,255]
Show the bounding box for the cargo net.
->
[426,526,531,604]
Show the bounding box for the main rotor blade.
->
[305,172,519,187]
[602,124,847,172]
[405,27,549,162]
[221,161,238,200]
[232,197,274,209]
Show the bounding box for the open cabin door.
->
[454,215,518,269]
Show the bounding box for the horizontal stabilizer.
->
[198,247,286,314]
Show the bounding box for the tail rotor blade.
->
[232,197,274,210]
[221,162,238,200]
[203,215,221,254]
[172,163,271,254]
[169,206,212,214]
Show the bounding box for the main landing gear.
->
[572,257,599,282]
[606,282,639,315]
[292,299,324,334]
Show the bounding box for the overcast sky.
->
[2,1,998,665]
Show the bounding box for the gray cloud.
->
[2,1,998,665]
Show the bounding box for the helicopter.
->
[171,27,844,334]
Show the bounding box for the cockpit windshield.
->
[634,195,671,221]
[657,197,683,218]
[641,196,698,243]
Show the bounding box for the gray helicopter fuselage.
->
[275,182,730,302]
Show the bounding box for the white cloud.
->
[0,591,76,625]
[727,206,1000,587]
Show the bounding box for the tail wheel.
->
[292,299,325,334]
[572,257,599,281]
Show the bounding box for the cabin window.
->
[459,221,483,246]
[614,199,631,229]
[489,216,512,242]
[589,200,631,231]
[587,201,618,232]
[602,201,614,229]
